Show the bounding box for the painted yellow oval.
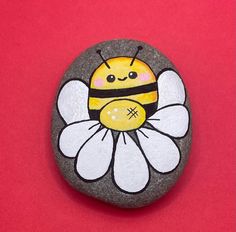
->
[100,99,146,131]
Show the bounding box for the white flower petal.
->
[76,129,113,180]
[57,80,90,124]
[113,133,149,193]
[148,105,189,138]
[137,128,180,173]
[59,120,100,158]
[158,70,185,108]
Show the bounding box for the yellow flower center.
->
[100,99,146,131]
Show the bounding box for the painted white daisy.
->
[57,70,189,193]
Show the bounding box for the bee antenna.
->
[96,49,110,69]
[130,46,143,66]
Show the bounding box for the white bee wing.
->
[137,128,180,173]
[157,70,186,109]
[59,120,100,158]
[57,80,90,124]
[148,104,189,138]
[76,129,113,180]
[113,133,149,193]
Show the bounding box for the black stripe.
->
[89,82,157,98]
[89,102,157,120]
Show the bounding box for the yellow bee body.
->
[88,50,158,131]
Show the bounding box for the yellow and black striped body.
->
[89,82,158,119]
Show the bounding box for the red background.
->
[0,1,235,231]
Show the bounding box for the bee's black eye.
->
[128,71,137,79]
[106,74,116,83]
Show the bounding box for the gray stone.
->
[51,39,191,208]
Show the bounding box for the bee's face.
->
[90,57,156,89]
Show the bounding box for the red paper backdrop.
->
[0,1,235,231]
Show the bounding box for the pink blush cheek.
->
[94,78,104,87]
[139,73,151,82]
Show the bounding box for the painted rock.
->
[51,39,191,208]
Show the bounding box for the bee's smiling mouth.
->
[118,77,128,81]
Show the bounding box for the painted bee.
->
[88,46,158,131]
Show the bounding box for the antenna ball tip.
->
[96,49,102,54]
[138,46,143,50]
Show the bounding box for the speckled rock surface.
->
[51,39,191,208]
